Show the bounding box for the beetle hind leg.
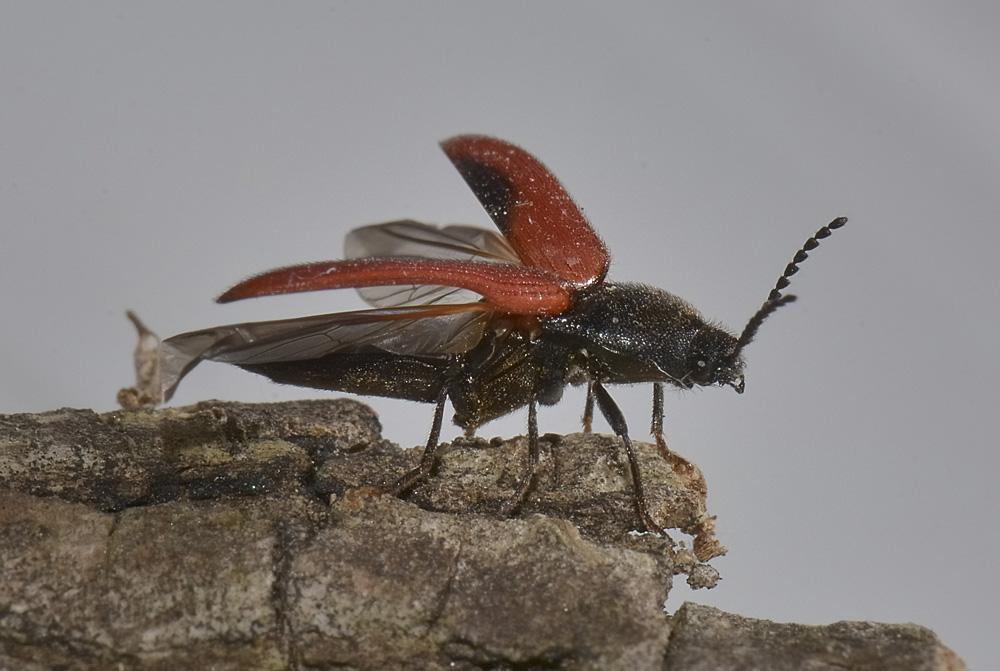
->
[392,388,448,496]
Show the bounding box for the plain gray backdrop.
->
[2,3,996,667]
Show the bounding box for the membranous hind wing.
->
[161,217,571,402]
[345,220,519,266]
[160,303,492,402]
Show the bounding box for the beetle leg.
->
[582,377,595,433]
[392,387,447,495]
[592,380,668,537]
[651,382,669,459]
[650,382,700,480]
[498,394,539,516]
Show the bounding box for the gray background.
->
[2,3,996,667]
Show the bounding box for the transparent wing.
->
[345,220,519,262]
[160,303,490,401]
[344,220,521,308]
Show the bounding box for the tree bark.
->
[0,400,964,670]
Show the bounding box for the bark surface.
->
[0,400,964,670]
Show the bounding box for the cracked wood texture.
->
[0,400,966,670]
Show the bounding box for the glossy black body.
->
[240,281,743,431]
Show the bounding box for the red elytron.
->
[161,135,846,532]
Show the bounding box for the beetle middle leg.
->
[498,394,540,516]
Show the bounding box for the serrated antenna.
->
[732,216,848,358]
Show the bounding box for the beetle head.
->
[684,325,746,392]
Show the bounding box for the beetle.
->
[160,135,846,532]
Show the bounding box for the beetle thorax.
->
[541,281,744,389]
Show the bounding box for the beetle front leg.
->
[651,382,669,459]
[593,380,668,537]
[650,382,701,481]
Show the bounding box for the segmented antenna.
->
[733,217,848,356]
